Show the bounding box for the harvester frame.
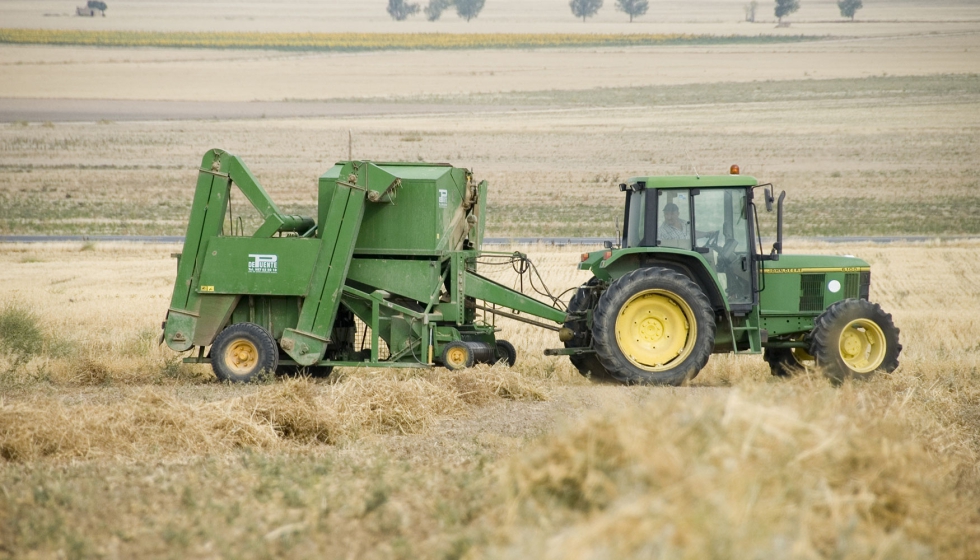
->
[163,150,565,382]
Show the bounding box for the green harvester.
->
[163,153,900,385]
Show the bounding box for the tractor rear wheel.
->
[211,323,278,383]
[592,267,715,386]
[563,277,615,381]
[809,299,901,383]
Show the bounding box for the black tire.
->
[211,323,279,383]
[592,267,715,386]
[563,277,615,381]
[495,339,517,367]
[441,341,474,371]
[810,299,901,383]
[763,342,813,377]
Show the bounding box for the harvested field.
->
[2,0,980,557]
[1,241,980,558]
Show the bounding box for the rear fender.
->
[590,248,729,312]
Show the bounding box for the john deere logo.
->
[248,254,278,274]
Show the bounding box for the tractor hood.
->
[763,254,870,274]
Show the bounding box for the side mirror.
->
[764,188,774,212]
[603,240,613,249]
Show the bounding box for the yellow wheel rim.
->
[446,346,468,369]
[615,289,696,371]
[224,339,258,374]
[838,318,886,373]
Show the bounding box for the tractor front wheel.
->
[211,323,279,383]
[809,299,901,383]
[592,267,715,386]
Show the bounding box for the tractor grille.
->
[844,273,860,299]
[799,274,825,312]
[860,271,871,299]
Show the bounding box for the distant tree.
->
[774,0,799,23]
[387,0,420,21]
[455,0,485,21]
[837,0,862,21]
[744,1,758,22]
[570,0,603,22]
[615,0,648,22]
[425,0,453,21]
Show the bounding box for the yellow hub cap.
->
[615,289,696,371]
[838,319,886,373]
[225,339,259,374]
[446,346,468,368]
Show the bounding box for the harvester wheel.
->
[564,277,615,381]
[809,299,901,384]
[495,339,517,367]
[211,323,278,383]
[763,341,813,377]
[441,341,474,371]
[592,267,715,386]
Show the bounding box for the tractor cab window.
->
[657,190,692,250]
[693,188,752,305]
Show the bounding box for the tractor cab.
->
[620,176,758,310]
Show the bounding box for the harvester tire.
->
[592,267,715,386]
[763,344,813,377]
[211,323,279,383]
[809,299,901,384]
[441,341,474,371]
[564,277,615,381]
[495,339,517,367]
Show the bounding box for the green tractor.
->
[553,166,901,385]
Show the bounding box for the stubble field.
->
[3,0,980,558]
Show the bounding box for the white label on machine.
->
[438,189,448,208]
[248,254,278,274]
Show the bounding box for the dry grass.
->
[0,368,548,462]
[1,241,979,557]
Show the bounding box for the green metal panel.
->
[319,162,474,255]
[346,258,442,304]
[192,294,240,346]
[229,296,302,340]
[281,179,367,366]
[758,254,870,316]
[198,237,320,295]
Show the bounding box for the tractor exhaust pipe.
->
[772,190,786,260]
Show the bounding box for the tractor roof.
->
[628,175,759,189]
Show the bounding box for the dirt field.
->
[2,0,980,557]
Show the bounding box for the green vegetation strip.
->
[0,28,823,51]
